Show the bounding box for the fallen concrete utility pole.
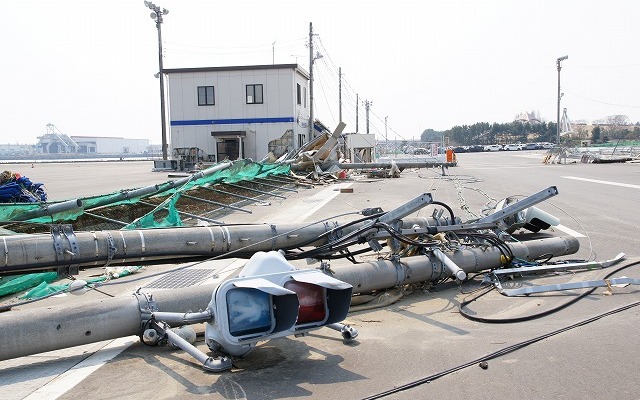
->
[0,193,437,274]
[0,235,579,361]
[0,185,564,275]
[0,215,540,275]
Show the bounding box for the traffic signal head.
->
[205,251,352,356]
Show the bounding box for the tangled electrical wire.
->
[283,199,517,272]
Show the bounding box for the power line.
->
[564,89,640,109]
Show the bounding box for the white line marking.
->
[294,183,352,222]
[563,176,640,190]
[555,224,586,238]
[23,337,137,400]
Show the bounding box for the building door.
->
[216,138,243,161]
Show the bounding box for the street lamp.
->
[144,1,169,160]
[556,55,568,145]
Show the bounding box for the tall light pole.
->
[556,55,568,145]
[145,1,169,160]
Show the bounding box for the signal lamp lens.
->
[284,281,326,324]
[226,288,273,337]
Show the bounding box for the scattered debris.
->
[0,170,47,203]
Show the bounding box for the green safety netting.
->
[0,160,290,225]
[154,160,291,195]
[0,160,291,298]
[123,192,183,229]
[122,160,290,230]
[0,272,58,297]
[20,266,143,299]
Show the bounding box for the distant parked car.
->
[484,144,502,152]
[541,142,555,149]
[467,145,484,152]
[452,146,467,153]
[503,143,522,151]
[524,143,539,150]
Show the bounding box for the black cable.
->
[362,298,640,399]
[462,232,514,261]
[286,211,385,249]
[285,216,388,260]
[459,259,640,323]
[430,200,456,222]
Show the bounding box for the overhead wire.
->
[316,36,410,148]
[362,259,640,399]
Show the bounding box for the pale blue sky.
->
[3,0,639,144]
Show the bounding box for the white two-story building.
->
[165,64,313,163]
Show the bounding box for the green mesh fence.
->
[124,160,290,229]
[0,160,290,225]
[123,192,183,229]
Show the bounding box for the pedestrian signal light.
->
[205,251,352,357]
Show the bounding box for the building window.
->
[297,83,301,105]
[246,84,263,104]
[303,87,307,108]
[197,86,215,106]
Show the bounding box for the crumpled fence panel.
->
[0,161,290,225]
[123,160,290,229]
[123,192,183,229]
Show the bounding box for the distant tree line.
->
[421,115,640,146]
[420,122,558,145]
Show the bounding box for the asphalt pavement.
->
[1,151,639,399]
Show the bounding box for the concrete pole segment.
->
[0,196,438,274]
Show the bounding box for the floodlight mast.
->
[145,1,169,160]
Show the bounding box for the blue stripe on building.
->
[171,117,295,126]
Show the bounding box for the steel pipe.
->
[11,198,83,222]
[338,161,456,169]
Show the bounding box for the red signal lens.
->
[284,281,326,324]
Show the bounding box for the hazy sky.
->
[3,0,640,144]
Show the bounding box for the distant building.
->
[37,132,79,154]
[514,111,541,124]
[35,134,150,154]
[0,144,33,157]
[33,124,151,155]
[165,64,312,162]
[70,136,150,154]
